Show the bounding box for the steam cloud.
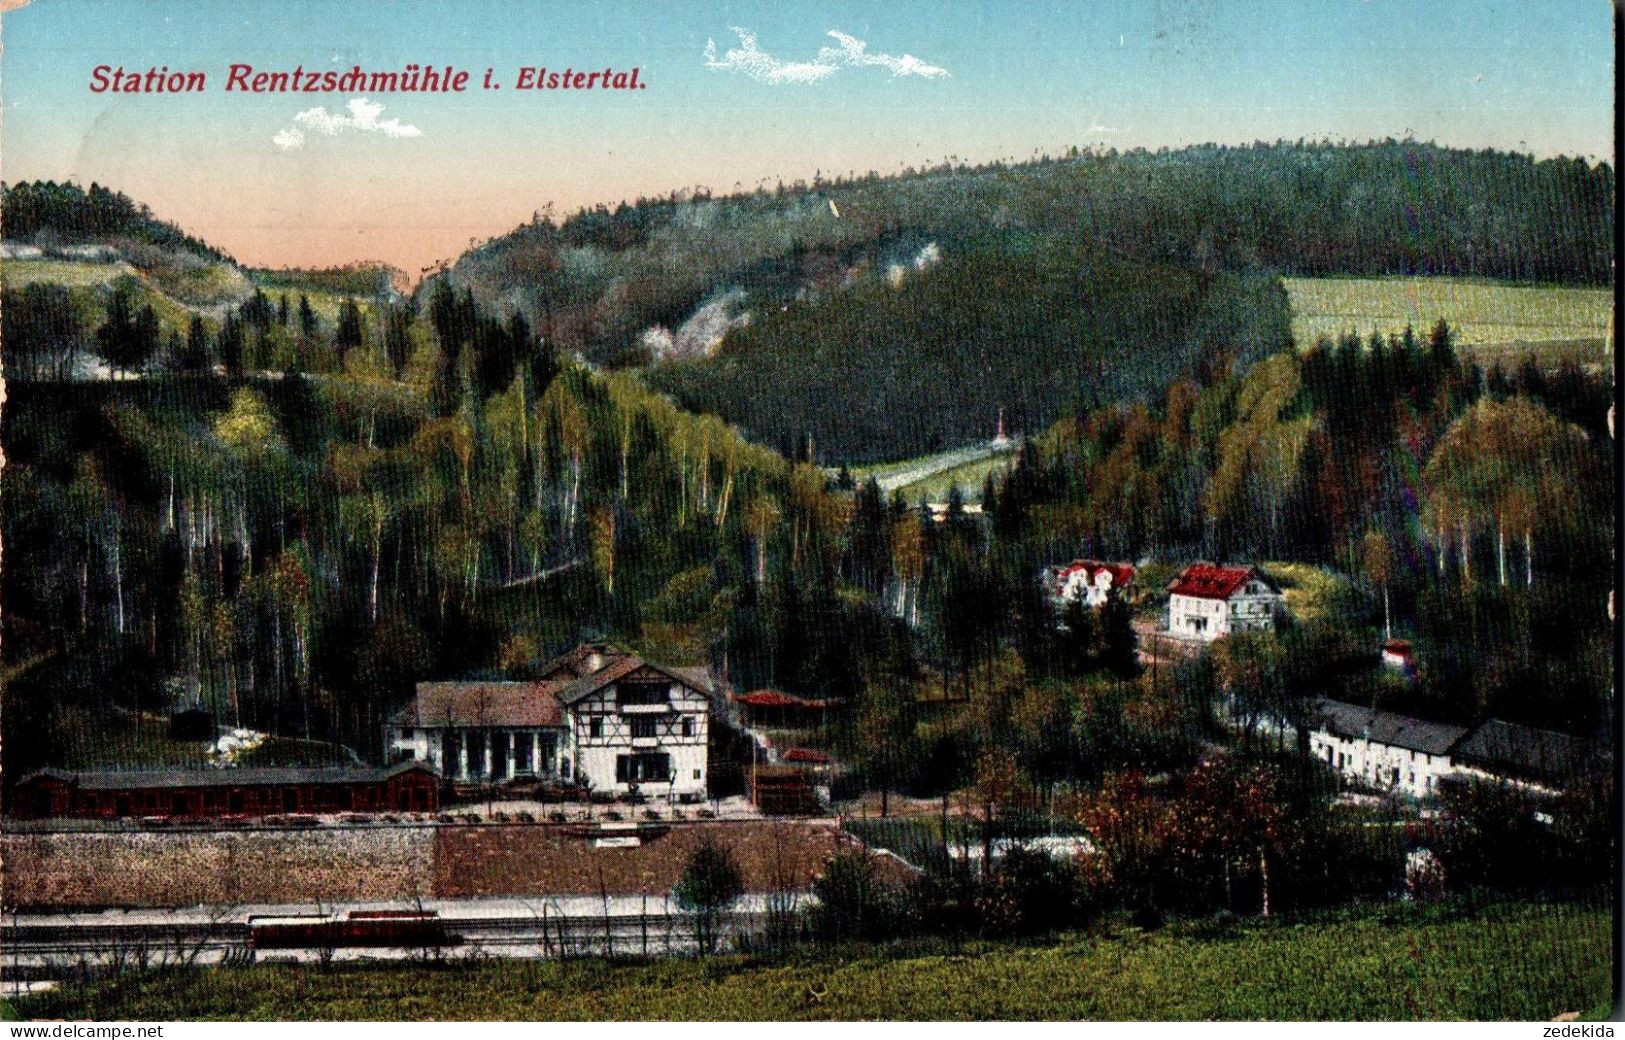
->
[273,97,422,150]
[704,28,949,84]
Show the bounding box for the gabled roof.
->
[1453,719,1591,785]
[1168,563,1278,601]
[1054,560,1136,588]
[1310,698,1469,756]
[553,654,713,706]
[407,680,565,729]
[16,761,439,790]
[536,641,628,682]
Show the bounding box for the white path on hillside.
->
[857,438,1017,496]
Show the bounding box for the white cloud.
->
[704,27,948,84]
[272,97,422,150]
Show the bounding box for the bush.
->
[673,838,744,955]
[1434,776,1555,892]
[809,850,901,943]
[977,845,1095,937]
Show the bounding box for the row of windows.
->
[587,715,697,739]
[611,754,706,785]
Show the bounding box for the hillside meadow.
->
[14,900,1611,1021]
[1284,276,1611,365]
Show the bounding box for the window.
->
[681,717,694,738]
[589,717,603,738]
[615,753,671,783]
[617,682,667,706]
[630,716,657,739]
[693,769,702,780]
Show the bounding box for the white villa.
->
[1044,559,1135,611]
[386,644,717,800]
[1166,563,1286,641]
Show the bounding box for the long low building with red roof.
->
[1166,562,1287,641]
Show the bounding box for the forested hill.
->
[429,140,1612,462]
[2,181,232,263]
[436,139,1614,365]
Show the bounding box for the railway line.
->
[1,898,791,985]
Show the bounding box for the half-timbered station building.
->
[12,761,440,820]
[554,655,714,799]
[387,644,718,800]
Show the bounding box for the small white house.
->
[1307,698,1468,799]
[1045,560,1135,611]
[1166,563,1286,641]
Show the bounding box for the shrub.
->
[810,850,901,943]
[673,838,744,955]
[977,844,1093,937]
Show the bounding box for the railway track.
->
[2,905,775,980]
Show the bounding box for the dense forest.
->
[445,140,1614,361]
[649,238,1289,461]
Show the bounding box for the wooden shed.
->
[11,761,441,820]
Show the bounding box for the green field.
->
[16,900,1610,1021]
[848,442,1017,504]
[895,454,1012,504]
[1284,277,1611,366]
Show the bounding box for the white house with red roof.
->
[1045,559,1136,611]
[1166,563,1286,641]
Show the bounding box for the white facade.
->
[1307,728,1459,799]
[1301,699,1469,800]
[1167,573,1286,641]
[569,672,711,800]
[389,725,568,783]
[387,652,716,798]
[1055,569,1117,609]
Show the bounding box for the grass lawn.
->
[1283,276,1611,367]
[847,442,1018,503]
[16,900,1610,1021]
[895,453,1014,504]
[1260,561,1357,627]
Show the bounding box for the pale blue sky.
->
[1,0,1613,273]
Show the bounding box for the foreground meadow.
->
[15,899,1611,1021]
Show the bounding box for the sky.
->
[0,0,1614,277]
